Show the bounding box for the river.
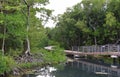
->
[22,59,120,77]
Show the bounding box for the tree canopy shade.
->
[48,0,120,49]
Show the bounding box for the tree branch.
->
[21,9,27,19]
[22,0,28,6]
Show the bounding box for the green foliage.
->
[50,0,120,48]
[40,47,66,64]
[0,54,16,74]
[23,0,49,5]
[0,0,64,76]
[18,62,41,69]
[1,0,120,75]
[0,0,54,75]
[48,40,60,46]
[30,24,48,50]
[6,13,26,37]
[18,46,66,68]
[0,0,51,52]
[105,12,117,27]
[6,49,22,57]
[75,20,90,33]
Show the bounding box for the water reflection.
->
[66,60,120,77]
[22,60,120,77]
[36,66,56,77]
[22,66,56,77]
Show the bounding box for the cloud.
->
[43,0,82,27]
[46,0,81,15]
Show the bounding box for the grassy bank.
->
[0,55,16,76]
[0,47,66,77]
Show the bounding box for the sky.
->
[37,0,82,28]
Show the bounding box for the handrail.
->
[72,44,120,53]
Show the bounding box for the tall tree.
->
[21,0,49,55]
[0,0,24,54]
[52,0,120,49]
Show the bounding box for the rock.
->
[12,68,20,75]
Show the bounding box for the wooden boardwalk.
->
[65,50,120,56]
[65,44,120,56]
[44,44,120,56]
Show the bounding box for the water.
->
[22,60,120,77]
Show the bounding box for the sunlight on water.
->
[36,66,56,77]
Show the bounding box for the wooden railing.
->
[72,44,120,53]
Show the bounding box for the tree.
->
[0,0,25,54]
[0,0,51,55]
[21,0,50,55]
[107,0,120,42]
[52,0,120,49]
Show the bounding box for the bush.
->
[0,54,16,74]
[41,46,66,64]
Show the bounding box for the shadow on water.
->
[22,60,120,77]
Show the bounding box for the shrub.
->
[0,53,16,74]
[41,46,66,64]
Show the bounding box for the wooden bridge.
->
[65,44,120,56]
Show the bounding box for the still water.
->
[22,60,120,77]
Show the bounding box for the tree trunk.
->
[25,6,31,55]
[1,1,5,57]
[2,25,6,55]
[88,17,97,45]
[94,36,97,45]
[25,36,30,55]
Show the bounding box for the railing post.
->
[83,46,84,53]
[92,46,94,53]
[90,46,92,53]
[78,46,79,52]
[94,45,96,53]
[86,46,89,53]
[111,45,113,52]
[88,46,89,53]
[94,45,96,54]
[108,44,109,53]
[81,46,82,52]
[117,45,120,52]
[72,46,73,53]
[100,45,102,53]
[92,46,93,53]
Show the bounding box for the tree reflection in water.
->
[23,61,119,77]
